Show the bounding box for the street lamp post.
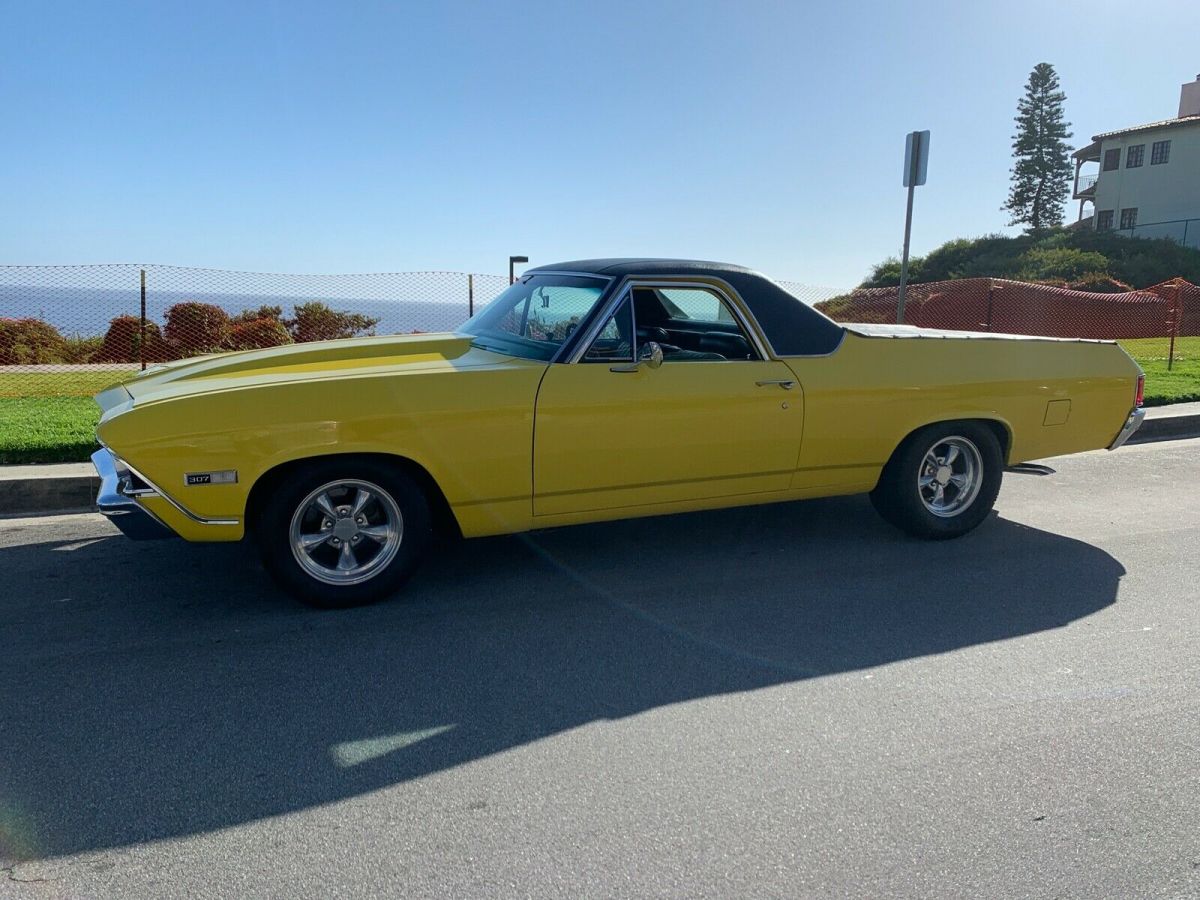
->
[509,255,529,285]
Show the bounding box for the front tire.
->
[258,458,432,608]
[870,422,1003,540]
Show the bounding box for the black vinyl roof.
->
[528,258,845,356]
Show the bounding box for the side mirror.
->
[610,341,665,374]
[639,341,664,369]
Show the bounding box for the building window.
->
[1151,140,1171,165]
[1096,210,1114,231]
[1120,208,1138,230]
[1126,144,1144,168]
[1102,148,1121,171]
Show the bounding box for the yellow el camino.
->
[92,259,1145,607]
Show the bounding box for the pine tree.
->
[1004,63,1073,230]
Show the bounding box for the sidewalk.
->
[2,402,1199,519]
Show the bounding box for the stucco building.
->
[1073,76,1200,248]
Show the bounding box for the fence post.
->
[139,268,147,371]
[468,273,474,318]
[1168,281,1181,372]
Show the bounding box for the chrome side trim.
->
[523,270,615,282]
[566,283,634,364]
[1107,407,1146,450]
[638,278,773,361]
[774,327,848,360]
[679,273,846,360]
[120,456,241,526]
[95,442,240,526]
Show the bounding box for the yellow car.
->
[92,259,1145,607]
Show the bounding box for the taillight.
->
[1135,373,1145,408]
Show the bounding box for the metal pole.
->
[468,273,475,318]
[896,180,916,324]
[509,259,515,285]
[139,268,147,370]
[1168,282,1181,372]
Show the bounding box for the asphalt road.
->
[2,439,1198,899]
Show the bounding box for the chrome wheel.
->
[289,479,404,586]
[918,435,983,518]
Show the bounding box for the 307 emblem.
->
[185,470,237,486]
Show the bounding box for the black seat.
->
[698,332,751,359]
[636,326,670,345]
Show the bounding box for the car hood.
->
[94,332,514,415]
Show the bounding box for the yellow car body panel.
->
[93,302,1141,546]
[96,334,546,541]
[783,329,1139,489]
[532,358,804,516]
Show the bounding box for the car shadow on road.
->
[0,495,1125,861]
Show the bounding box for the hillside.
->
[861,229,1200,290]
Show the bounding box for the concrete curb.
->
[1127,402,1200,445]
[2,404,1199,519]
[0,463,98,519]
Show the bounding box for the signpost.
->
[896,130,930,325]
[509,255,529,285]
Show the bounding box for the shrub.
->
[287,302,379,343]
[227,316,293,351]
[164,302,232,356]
[0,318,68,365]
[230,305,284,326]
[96,315,169,363]
[860,228,1200,289]
[1014,247,1111,282]
[61,335,104,364]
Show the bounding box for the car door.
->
[532,282,804,517]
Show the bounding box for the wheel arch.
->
[882,416,1013,479]
[244,452,462,540]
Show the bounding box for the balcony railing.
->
[1074,174,1098,197]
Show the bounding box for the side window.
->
[583,296,634,362]
[649,286,758,363]
[519,285,600,344]
[657,288,737,324]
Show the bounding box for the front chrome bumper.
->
[1107,407,1146,451]
[92,448,176,540]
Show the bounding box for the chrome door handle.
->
[756,380,796,390]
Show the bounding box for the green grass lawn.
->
[0,397,101,465]
[1118,336,1200,406]
[1,344,1197,466]
[0,368,135,399]
[0,370,130,464]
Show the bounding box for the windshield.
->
[459,274,609,360]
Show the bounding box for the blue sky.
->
[1,0,1195,287]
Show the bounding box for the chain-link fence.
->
[0,265,512,399]
[1,265,1195,402]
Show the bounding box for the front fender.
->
[97,362,545,541]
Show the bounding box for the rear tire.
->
[257,458,432,608]
[870,422,1003,540]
